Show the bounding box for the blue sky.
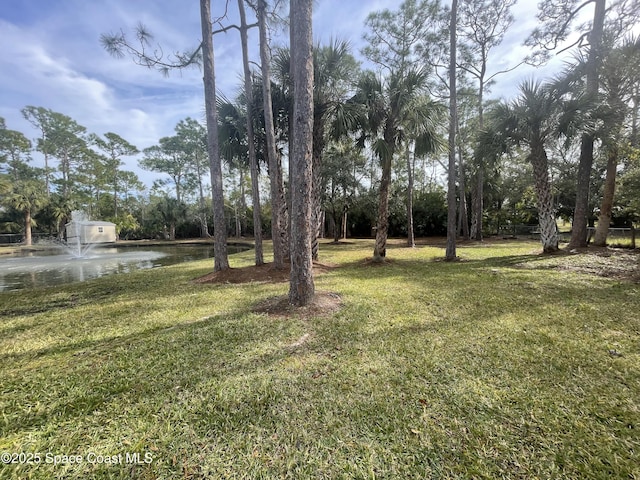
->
[0,0,561,187]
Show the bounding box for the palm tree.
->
[593,37,640,246]
[255,0,289,269]
[311,40,359,259]
[218,98,253,238]
[247,73,290,267]
[407,96,446,248]
[272,40,357,260]
[488,80,561,253]
[348,68,442,262]
[9,180,47,246]
[321,140,367,242]
[155,196,188,241]
[50,194,76,239]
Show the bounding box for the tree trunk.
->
[24,209,32,246]
[457,128,469,239]
[200,0,229,271]
[257,0,289,269]
[568,0,605,249]
[62,151,70,201]
[470,189,478,238]
[530,144,558,253]
[288,0,315,306]
[175,171,182,204]
[237,0,263,265]
[570,132,595,248]
[373,148,393,261]
[234,204,241,238]
[196,153,209,237]
[44,153,50,198]
[342,209,348,239]
[406,144,415,248]
[473,38,487,242]
[445,0,458,261]
[631,91,639,147]
[474,167,484,240]
[594,145,618,246]
[237,169,244,237]
[330,209,339,242]
[311,111,325,260]
[113,182,118,219]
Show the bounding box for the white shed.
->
[65,220,117,245]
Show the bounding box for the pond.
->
[0,243,250,292]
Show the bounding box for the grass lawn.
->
[1,239,639,479]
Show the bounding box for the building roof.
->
[65,220,116,227]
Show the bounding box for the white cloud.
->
[0,11,207,186]
[0,0,594,188]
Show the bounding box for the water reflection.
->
[0,244,247,291]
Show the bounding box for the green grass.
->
[1,239,639,479]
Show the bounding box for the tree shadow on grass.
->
[1,308,305,438]
[3,242,636,452]
[334,247,639,285]
[335,254,539,280]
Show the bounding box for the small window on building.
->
[98,227,104,233]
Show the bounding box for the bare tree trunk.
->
[631,93,639,147]
[342,209,348,239]
[238,167,246,236]
[470,188,478,238]
[570,133,595,248]
[328,209,338,242]
[446,0,458,261]
[406,144,415,248]
[594,145,618,246]
[113,182,118,219]
[234,204,241,238]
[43,154,50,198]
[288,0,315,306]
[311,120,324,260]
[195,155,209,237]
[237,0,263,265]
[457,133,469,239]
[61,151,70,201]
[257,0,288,269]
[200,0,228,271]
[474,168,484,240]
[473,50,487,242]
[373,146,393,261]
[530,144,558,253]
[568,0,605,249]
[24,209,32,246]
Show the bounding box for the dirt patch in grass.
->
[518,247,640,282]
[193,261,335,285]
[359,257,396,266]
[252,291,343,319]
[195,260,342,319]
